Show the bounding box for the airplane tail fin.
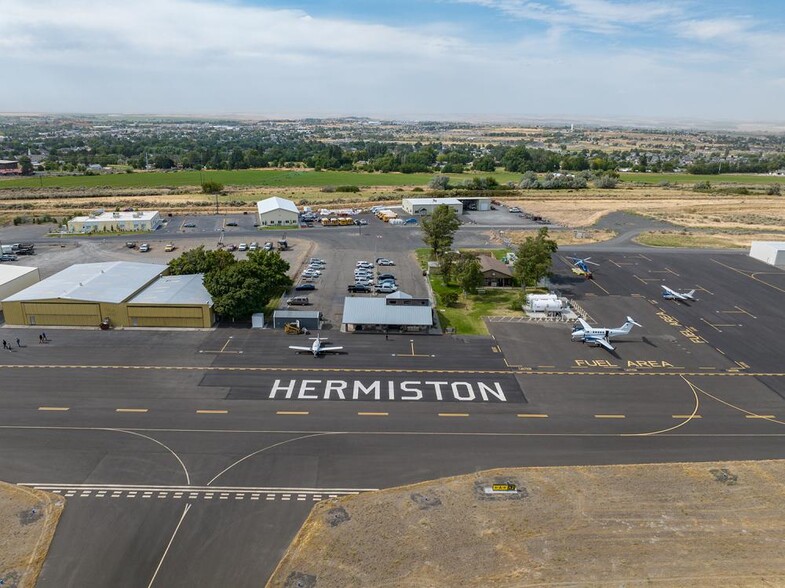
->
[686,290,695,299]
[620,316,641,333]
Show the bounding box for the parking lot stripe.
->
[438,413,469,417]
[357,412,388,416]
[594,414,626,419]
[276,411,309,416]
[196,410,228,414]
[517,413,548,418]
[38,406,69,411]
[116,408,148,413]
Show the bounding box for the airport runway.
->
[2,251,785,586]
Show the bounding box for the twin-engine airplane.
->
[289,334,344,357]
[661,285,696,301]
[566,256,599,279]
[571,316,642,351]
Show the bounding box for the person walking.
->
[39,334,43,344]
[41,332,47,342]
[2,340,6,350]
[16,338,21,348]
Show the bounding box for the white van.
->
[286,296,310,306]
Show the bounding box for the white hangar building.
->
[750,241,785,268]
[257,197,300,227]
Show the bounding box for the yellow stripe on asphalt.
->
[745,415,776,419]
[116,408,149,413]
[438,413,469,417]
[38,407,69,411]
[276,411,309,416]
[594,414,626,419]
[517,413,549,418]
[357,412,389,416]
[672,414,701,419]
[196,409,228,414]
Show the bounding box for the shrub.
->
[201,181,224,194]
[440,291,459,307]
[767,184,781,196]
[320,185,336,193]
[335,185,360,193]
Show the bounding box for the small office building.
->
[272,310,322,331]
[257,197,300,227]
[0,265,40,310]
[342,291,433,333]
[478,255,514,287]
[67,210,162,233]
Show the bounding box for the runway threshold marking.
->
[38,407,69,411]
[196,410,228,414]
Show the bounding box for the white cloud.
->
[675,18,751,42]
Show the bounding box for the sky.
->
[3,0,785,123]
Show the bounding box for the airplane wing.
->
[589,336,615,351]
[319,346,343,352]
[662,285,686,300]
[577,318,592,331]
[289,346,312,352]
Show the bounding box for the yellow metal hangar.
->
[2,262,214,328]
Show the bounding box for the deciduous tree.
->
[421,204,461,258]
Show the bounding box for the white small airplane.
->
[289,334,343,357]
[571,316,642,351]
[661,285,696,302]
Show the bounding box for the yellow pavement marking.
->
[357,412,389,416]
[196,410,228,414]
[537,365,555,369]
[745,415,776,419]
[517,413,548,418]
[276,411,309,416]
[589,279,610,295]
[438,413,469,417]
[673,414,701,419]
[116,408,149,413]
[594,414,625,419]
[38,406,69,411]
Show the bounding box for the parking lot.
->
[279,214,430,327]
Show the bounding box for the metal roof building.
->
[0,265,40,311]
[402,197,463,216]
[2,262,214,328]
[750,241,785,268]
[342,292,433,333]
[67,210,162,233]
[257,196,300,227]
[127,274,214,328]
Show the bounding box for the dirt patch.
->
[489,228,617,246]
[267,461,785,587]
[0,481,64,588]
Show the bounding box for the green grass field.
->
[620,172,785,185]
[0,169,522,190]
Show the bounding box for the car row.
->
[295,257,326,291]
[348,259,398,294]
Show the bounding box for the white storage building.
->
[67,210,162,233]
[257,197,300,227]
[0,265,40,310]
[750,241,785,268]
[402,198,463,216]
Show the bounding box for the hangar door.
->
[127,305,208,328]
[22,302,102,326]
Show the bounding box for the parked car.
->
[139,244,150,252]
[226,221,238,227]
[310,258,326,264]
[353,219,368,225]
[126,241,137,249]
[183,222,197,228]
[509,207,521,213]
[164,243,176,252]
[295,283,316,291]
[238,243,248,251]
[376,258,395,266]
[404,218,418,225]
[375,285,398,293]
[226,244,237,251]
[263,242,273,251]
[0,254,18,262]
[348,284,372,293]
[377,273,396,282]
[286,296,310,306]
[249,242,259,250]
[356,261,373,267]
